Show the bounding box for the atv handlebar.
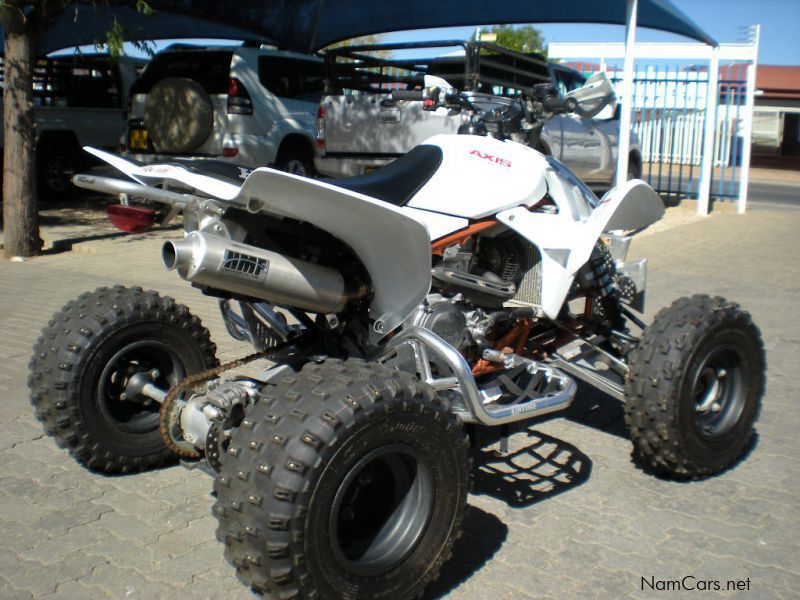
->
[563,93,615,119]
[532,83,596,117]
[390,87,462,110]
[391,83,608,121]
[388,73,615,146]
[390,89,425,101]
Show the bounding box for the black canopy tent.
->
[8,0,714,56]
[29,5,277,55]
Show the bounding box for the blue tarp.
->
[6,0,716,57]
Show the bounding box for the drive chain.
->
[158,349,273,459]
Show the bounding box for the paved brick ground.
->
[1,209,798,599]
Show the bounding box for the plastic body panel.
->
[496,179,664,318]
[406,134,548,220]
[234,168,432,341]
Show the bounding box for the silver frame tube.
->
[72,174,197,206]
[378,326,576,426]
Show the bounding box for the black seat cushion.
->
[323,145,443,206]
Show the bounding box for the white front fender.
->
[497,179,664,318]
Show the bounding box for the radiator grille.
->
[512,241,542,306]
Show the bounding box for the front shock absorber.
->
[579,244,625,330]
[589,249,616,298]
[578,244,615,298]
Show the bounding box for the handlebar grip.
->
[571,93,614,119]
[390,90,425,101]
[542,95,567,113]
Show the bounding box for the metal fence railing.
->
[550,37,760,212]
[607,66,748,201]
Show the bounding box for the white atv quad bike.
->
[30,73,765,599]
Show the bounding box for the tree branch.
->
[0,1,28,33]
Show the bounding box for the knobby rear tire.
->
[29,286,218,473]
[213,358,470,599]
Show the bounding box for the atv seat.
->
[323,145,443,207]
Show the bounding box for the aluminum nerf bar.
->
[378,326,576,426]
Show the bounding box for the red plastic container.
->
[106,204,157,234]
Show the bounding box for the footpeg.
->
[478,361,576,421]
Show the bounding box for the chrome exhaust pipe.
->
[162,238,194,277]
[163,232,366,314]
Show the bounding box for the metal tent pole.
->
[615,0,638,189]
[737,25,760,214]
[697,46,720,216]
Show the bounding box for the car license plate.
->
[129,129,149,151]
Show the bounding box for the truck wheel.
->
[276,147,315,177]
[625,295,765,479]
[37,141,80,200]
[214,359,470,599]
[29,286,218,473]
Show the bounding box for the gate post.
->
[737,26,760,214]
[615,0,638,189]
[697,46,720,216]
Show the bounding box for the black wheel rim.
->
[97,340,186,435]
[282,159,308,176]
[329,444,434,576]
[692,345,746,439]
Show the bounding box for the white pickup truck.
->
[0,54,144,199]
[315,41,641,189]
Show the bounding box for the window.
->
[258,56,324,101]
[131,51,233,95]
[1,58,122,109]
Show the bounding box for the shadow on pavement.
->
[424,505,508,599]
[37,192,116,226]
[564,380,629,439]
[751,155,800,171]
[422,428,590,597]
[471,426,592,508]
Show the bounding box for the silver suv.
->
[123,45,323,176]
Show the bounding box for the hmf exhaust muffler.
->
[163,232,365,313]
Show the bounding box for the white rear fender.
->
[497,179,664,318]
[132,163,241,200]
[83,147,147,184]
[235,168,432,341]
[82,147,241,200]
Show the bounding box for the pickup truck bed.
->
[1,54,144,199]
[315,41,640,188]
